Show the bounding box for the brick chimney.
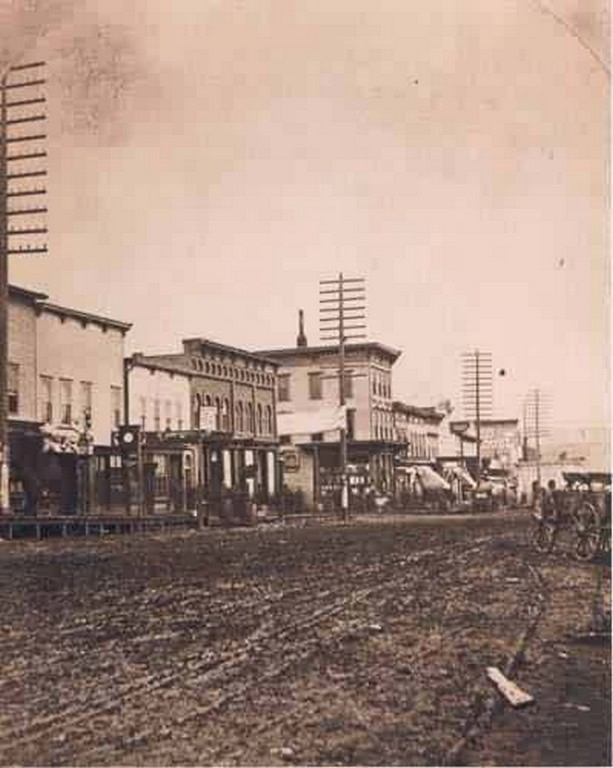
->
[297,309,307,347]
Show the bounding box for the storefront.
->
[9,421,94,516]
[288,439,400,511]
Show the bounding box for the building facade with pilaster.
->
[125,338,280,513]
[256,316,401,508]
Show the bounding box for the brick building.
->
[125,338,280,513]
[256,318,401,508]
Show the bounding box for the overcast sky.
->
[5,0,610,431]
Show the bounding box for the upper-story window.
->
[308,372,322,400]
[80,381,93,426]
[153,398,161,431]
[8,363,19,415]
[140,396,147,429]
[176,401,183,431]
[111,386,122,429]
[347,408,356,441]
[246,402,254,433]
[165,399,172,430]
[222,398,230,431]
[265,404,273,435]
[236,402,243,432]
[60,379,73,425]
[193,393,201,429]
[278,374,291,402]
[256,403,263,435]
[342,374,353,399]
[40,375,53,423]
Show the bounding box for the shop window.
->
[308,372,322,400]
[278,374,291,402]
[8,363,19,415]
[60,379,73,425]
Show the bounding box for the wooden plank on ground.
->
[486,666,534,708]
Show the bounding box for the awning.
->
[417,465,451,491]
[398,464,451,491]
[452,466,477,489]
[40,423,93,455]
[278,406,346,436]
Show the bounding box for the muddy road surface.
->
[0,512,609,766]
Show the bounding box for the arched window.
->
[256,404,263,434]
[222,398,230,431]
[246,402,254,433]
[265,405,272,435]
[214,397,221,430]
[205,394,212,407]
[193,393,202,429]
[236,402,244,432]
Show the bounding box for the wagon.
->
[532,471,611,561]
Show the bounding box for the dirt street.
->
[0,512,610,766]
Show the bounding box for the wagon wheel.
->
[532,518,557,554]
[571,502,602,561]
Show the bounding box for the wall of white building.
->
[36,310,127,446]
[8,294,38,423]
[128,365,191,433]
[275,347,396,443]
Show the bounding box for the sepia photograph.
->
[0,1,610,765]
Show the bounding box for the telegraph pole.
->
[461,350,493,483]
[319,274,366,521]
[0,61,48,513]
[523,388,551,487]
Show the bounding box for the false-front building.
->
[8,285,131,514]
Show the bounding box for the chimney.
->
[296,309,307,347]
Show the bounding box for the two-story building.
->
[8,285,131,514]
[256,318,401,508]
[392,402,443,461]
[125,338,280,513]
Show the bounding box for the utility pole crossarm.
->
[318,274,367,521]
[0,60,47,513]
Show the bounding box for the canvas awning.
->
[40,423,93,455]
[416,465,451,491]
[278,406,346,436]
